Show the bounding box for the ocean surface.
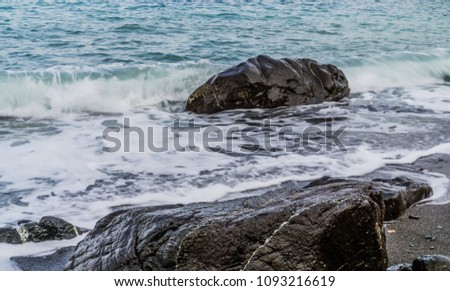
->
[1,1,450,270]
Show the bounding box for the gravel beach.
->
[386,203,450,266]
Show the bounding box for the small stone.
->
[387,263,412,271]
[424,235,436,241]
[437,225,443,229]
[413,255,450,271]
[430,246,435,250]
[408,215,420,220]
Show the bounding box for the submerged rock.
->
[65,178,432,271]
[185,55,350,114]
[0,227,21,244]
[18,216,89,243]
[1,216,88,244]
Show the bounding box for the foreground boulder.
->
[65,177,432,271]
[0,216,88,244]
[185,55,350,114]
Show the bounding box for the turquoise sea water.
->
[0,1,450,269]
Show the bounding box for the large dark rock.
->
[185,55,350,114]
[17,216,88,243]
[65,178,427,271]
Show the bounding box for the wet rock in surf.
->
[0,227,22,244]
[0,216,89,244]
[185,55,350,114]
[65,178,405,271]
[17,216,89,243]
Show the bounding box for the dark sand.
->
[384,153,450,266]
[386,203,450,266]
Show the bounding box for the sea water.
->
[1,1,449,270]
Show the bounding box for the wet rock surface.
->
[373,177,432,221]
[185,55,350,114]
[0,216,88,244]
[304,176,432,221]
[0,227,21,244]
[65,177,431,271]
[11,246,75,271]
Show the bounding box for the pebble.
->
[424,235,436,241]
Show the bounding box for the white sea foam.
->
[1,51,450,117]
[0,62,218,117]
[344,50,450,92]
[0,234,86,271]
